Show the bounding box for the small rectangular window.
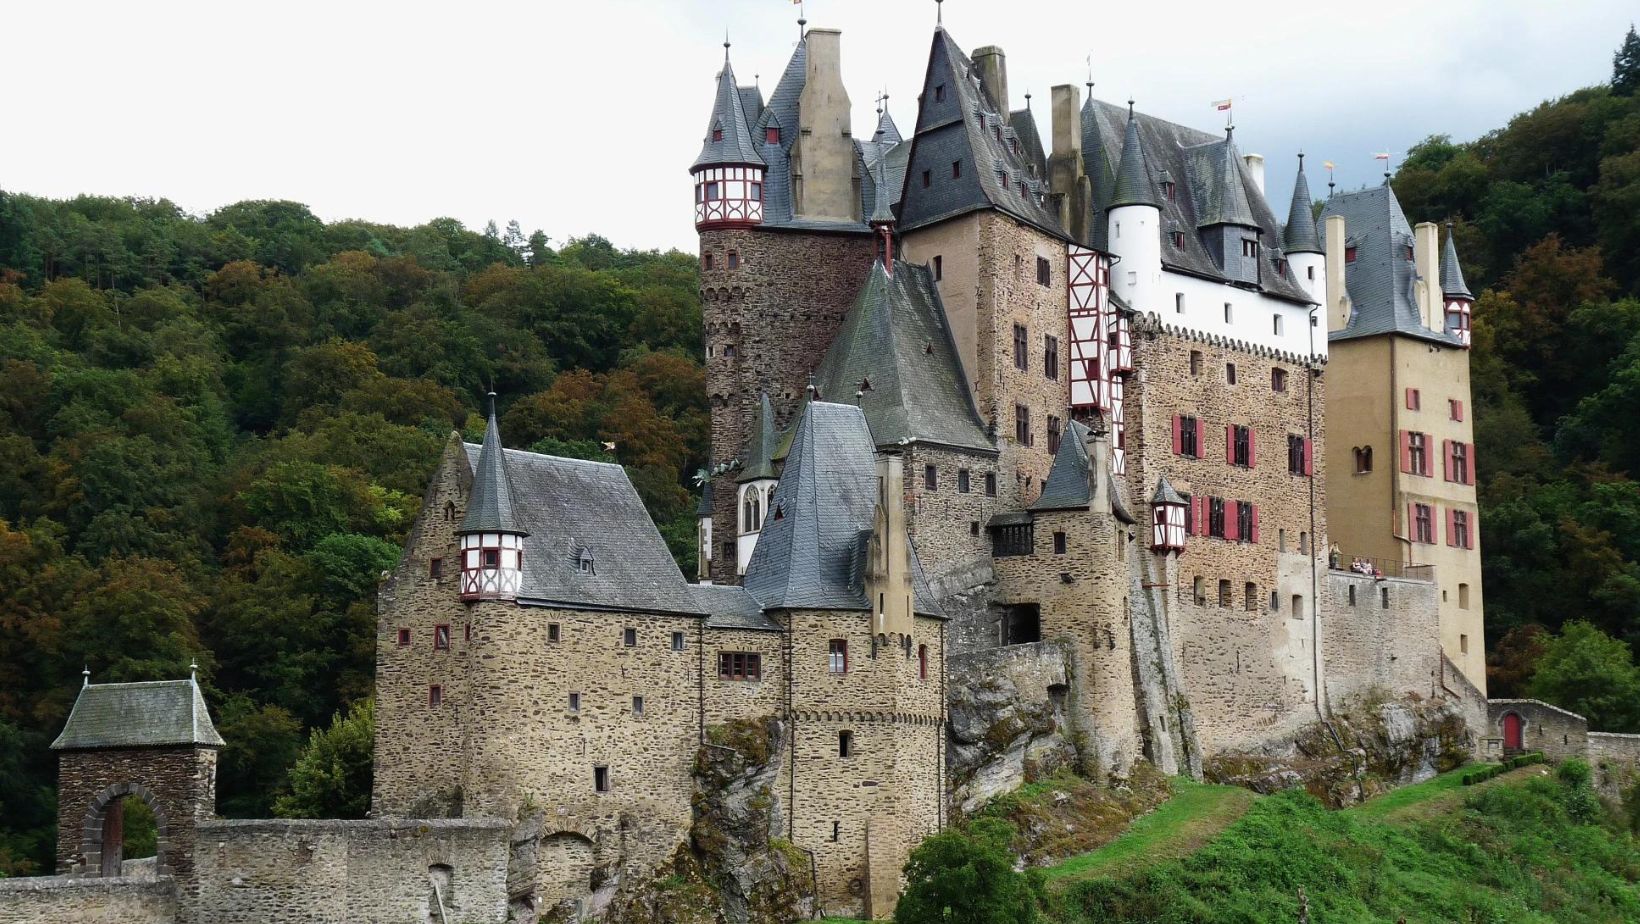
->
[548,623,561,643]
[958,469,971,493]
[765,126,780,144]
[1044,335,1060,381]
[1036,256,1051,286]
[1226,362,1237,385]
[429,557,443,579]
[569,692,581,711]
[632,695,644,716]
[1208,497,1227,539]
[1178,415,1199,458]
[1014,404,1032,446]
[718,651,763,680]
[1292,594,1304,618]
[838,731,854,758]
[397,628,411,647]
[594,765,609,792]
[924,464,938,491]
[1381,586,1390,608]
[1245,582,1258,612]
[1273,314,1284,336]
[921,169,932,189]
[429,684,443,707]
[434,625,450,650]
[984,472,997,497]
[1406,388,1421,410]
[1013,323,1029,370]
[1189,350,1202,376]
[727,250,739,270]
[1218,579,1232,607]
[1271,368,1288,392]
[1413,503,1435,544]
[1224,302,1233,324]
[671,631,685,651]
[1449,399,1464,421]
[1348,585,1357,606]
[934,84,946,102]
[1047,415,1062,453]
[1458,583,1470,609]
[1053,531,1067,555]
[1171,230,1186,249]
[932,255,943,281]
[1345,245,1358,263]
[828,639,848,674]
[1231,425,1252,467]
[623,627,637,647]
[952,160,962,178]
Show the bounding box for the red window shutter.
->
[1445,508,1456,547]
[1405,388,1418,410]
[1250,505,1260,544]
[1303,438,1314,475]
[1406,503,1415,540]
[1466,443,1476,485]
[1194,496,1206,535]
[1226,425,1234,465]
[1399,430,1411,474]
[1247,429,1257,469]
[1226,503,1239,541]
[1468,512,1477,549]
[1442,439,1452,481]
[1196,419,1206,457]
[1424,433,1434,476]
[1172,415,1182,455]
[1453,400,1464,422]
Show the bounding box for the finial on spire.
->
[936,0,944,27]
[806,374,817,397]
[1086,54,1094,93]
[82,666,90,688]
[723,29,731,61]
[487,390,498,419]
[190,660,199,682]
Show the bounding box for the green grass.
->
[1347,762,1543,824]
[1049,774,1639,923]
[1041,779,1256,887]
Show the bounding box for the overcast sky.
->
[2,0,1632,253]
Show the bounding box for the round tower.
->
[458,394,527,601]
[1283,154,1326,305]
[1440,222,1474,348]
[692,42,766,230]
[1107,102,1162,314]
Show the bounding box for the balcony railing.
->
[1329,552,1433,582]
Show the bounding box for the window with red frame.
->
[434,625,450,650]
[396,628,411,647]
[718,651,762,681]
[765,127,779,144]
[428,684,443,707]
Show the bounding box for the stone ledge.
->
[0,875,175,894]
[196,817,512,833]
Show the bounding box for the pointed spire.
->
[460,393,527,536]
[1151,476,1185,506]
[1111,101,1158,208]
[870,149,896,226]
[692,42,764,170]
[738,392,780,483]
[1440,221,1473,299]
[1283,153,1323,255]
[82,666,90,688]
[1197,126,1257,228]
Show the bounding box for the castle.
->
[18,15,1604,924]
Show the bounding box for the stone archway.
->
[80,782,170,878]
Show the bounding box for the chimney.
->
[1049,84,1089,241]
[1086,419,1111,515]
[868,451,913,639]
[1242,153,1265,196]
[972,45,1009,118]
[1413,221,1440,329]
[793,28,857,221]
[1324,215,1350,332]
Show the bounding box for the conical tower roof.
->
[737,392,780,483]
[461,395,527,535]
[692,46,764,171]
[874,107,902,144]
[1110,105,1157,209]
[1151,476,1185,506]
[1441,223,1473,299]
[1283,155,1323,254]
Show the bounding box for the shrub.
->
[896,817,1039,924]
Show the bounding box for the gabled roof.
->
[895,28,1067,237]
[742,402,940,615]
[1283,156,1323,255]
[1189,130,1257,228]
[53,679,224,750]
[1320,185,1464,346]
[1009,106,1050,181]
[1441,224,1472,299]
[1081,100,1312,303]
[693,50,764,170]
[461,403,526,535]
[461,445,701,615]
[812,261,991,452]
[737,392,780,483]
[1029,419,1094,511]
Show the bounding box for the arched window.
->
[741,489,762,534]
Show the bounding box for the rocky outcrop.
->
[977,764,1172,868]
[1204,692,1470,807]
[598,718,814,924]
[947,642,1079,814]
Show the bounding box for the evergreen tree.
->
[1614,25,1640,96]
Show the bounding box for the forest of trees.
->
[0,23,1636,881]
[0,198,707,872]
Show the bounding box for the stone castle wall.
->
[700,227,877,584]
[373,435,473,815]
[1482,699,1590,763]
[903,443,1001,590]
[1320,570,1444,708]
[190,818,510,924]
[0,876,175,924]
[702,626,786,726]
[1588,732,1640,800]
[56,747,217,890]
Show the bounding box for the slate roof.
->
[693,50,764,170]
[687,583,781,632]
[1010,106,1050,182]
[1319,185,1464,346]
[812,261,992,452]
[737,392,780,483]
[53,679,225,750]
[1081,100,1313,304]
[461,404,526,535]
[1283,156,1323,254]
[1029,419,1094,511]
[1110,108,1157,208]
[1190,129,1257,228]
[896,28,1067,237]
[461,444,701,615]
[1441,225,1472,298]
[874,108,903,145]
[742,402,941,616]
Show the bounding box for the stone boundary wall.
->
[192,817,511,924]
[1321,570,1444,710]
[0,875,175,924]
[1482,699,1589,763]
[1588,732,1640,800]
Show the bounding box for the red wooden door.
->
[99,799,124,877]
[1502,713,1524,752]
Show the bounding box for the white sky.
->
[2,0,1632,253]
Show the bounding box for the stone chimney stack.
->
[972,45,1009,118]
[1242,153,1266,196]
[1086,418,1111,515]
[1049,84,1091,242]
[1325,215,1350,332]
[794,28,857,221]
[1413,221,1441,329]
[868,450,913,639]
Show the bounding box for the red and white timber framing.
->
[694,165,765,228]
[1444,297,1472,348]
[1067,244,1131,474]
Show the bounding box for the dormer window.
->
[934,84,946,102]
[1404,244,1415,261]
[712,128,723,142]
[765,127,779,144]
[1170,230,1185,249]
[1241,239,1259,258]
[1345,246,1358,263]
[1162,180,1176,201]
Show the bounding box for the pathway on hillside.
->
[1040,779,1257,890]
